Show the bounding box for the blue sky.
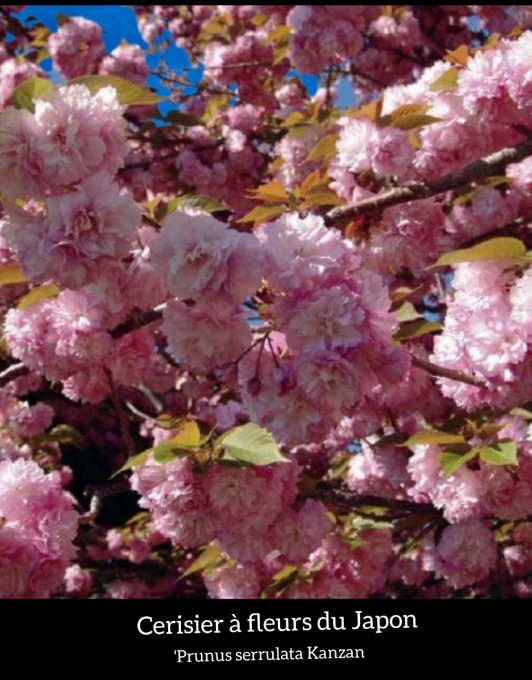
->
[18,5,355,108]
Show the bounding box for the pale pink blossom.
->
[49,17,104,79]
[336,117,414,178]
[0,459,78,598]
[151,211,262,304]
[100,44,149,85]
[432,520,497,589]
[64,564,93,597]
[5,173,140,287]
[162,300,252,373]
[204,561,264,599]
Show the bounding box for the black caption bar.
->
[3,599,526,671]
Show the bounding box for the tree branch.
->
[411,354,485,387]
[325,136,532,226]
[0,362,29,387]
[316,485,439,516]
[104,367,136,459]
[110,304,166,339]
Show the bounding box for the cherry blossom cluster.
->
[0,459,78,598]
[131,455,330,565]
[0,387,53,462]
[432,262,532,410]
[235,213,407,445]
[0,5,531,601]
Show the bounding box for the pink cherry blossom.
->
[49,17,104,79]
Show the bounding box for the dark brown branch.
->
[85,478,132,499]
[141,213,162,230]
[120,150,180,172]
[459,212,532,249]
[317,486,439,516]
[0,362,29,387]
[110,304,166,339]
[325,136,532,226]
[104,367,136,459]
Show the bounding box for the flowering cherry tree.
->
[0,5,531,600]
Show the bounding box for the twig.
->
[104,367,136,459]
[317,486,439,516]
[324,64,335,107]
[411,353,485,387]
[158,346,180,370]
[110,304,166,339]
[459,213,532,249]
[85,478,132,499]
[0,362,29,387]
[120,151,180,172]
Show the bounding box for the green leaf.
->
[379,103,442,131]
[152,445,185,464]
[305,133,339,162]
[281,111,306,127]
[342,535,366,549]
[0,262,29,285]
[112,450,150,476]
[299,190,345,208]
[273,43,289,64]
[298,168,325,194]
[390,113,442,131]
[36,47,50,63]
[268,24,291,43]
[181,544,222,579]
[112,420,201,476]
[482,175,512,188]
[479,439,518,466]
[10,76,55,111]
[445,44,469,66]
[154,413,180,430]
[67,75,161,106]
[271,564,298,582]
[432,237,526,268]
[349,98,383,124]
[17,283,59,310]
[453,188,477,206]
[237,204,285,224]
[350,517,394,532]
[169,194,228,214]
[439,448,478,476]
[198,16,228,41]
[403,430,466,447]
[395,301,422,322]
[247,179,288,203]
[510,407,532,421]
[152,421,201,462]
[48,424,87,448]
[56,12,70,27]
[389,285,422,303]
[218,423,288,466]
[260,565,300,598]
[393,319,443,342]
[430,67,459,92]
